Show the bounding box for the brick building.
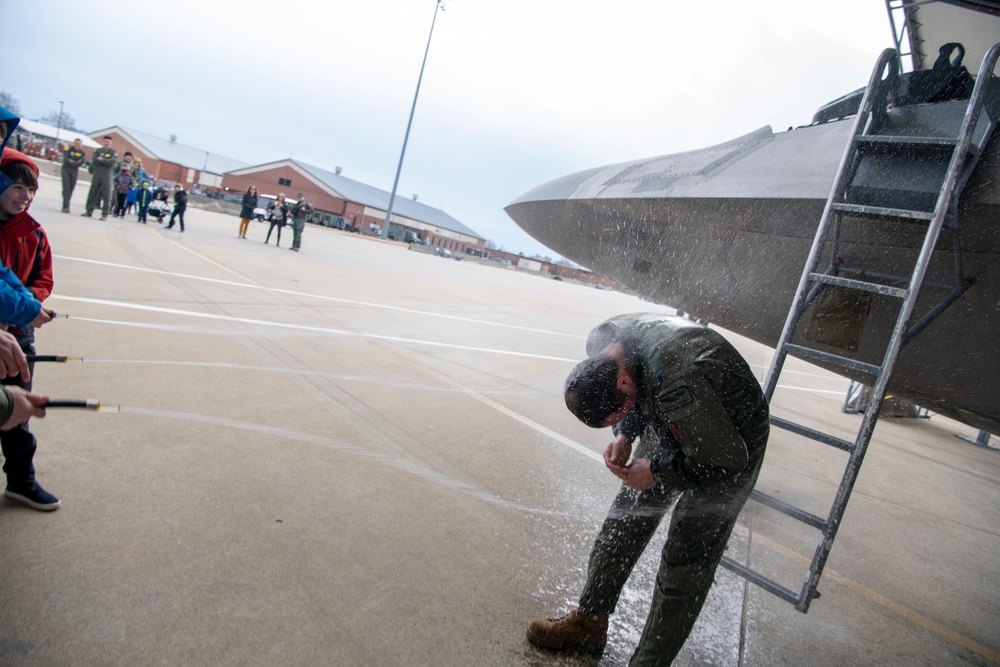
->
[223,160,485,253]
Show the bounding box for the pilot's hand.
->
[1,386,47,430]
[607,457,656,491]
[603,434,633,468]
[0,330,29,382]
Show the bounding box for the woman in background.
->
[264,192,288,246]
[238,185,258,238]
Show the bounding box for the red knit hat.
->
[0,148,39,177]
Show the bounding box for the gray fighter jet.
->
[506,1,1000,435]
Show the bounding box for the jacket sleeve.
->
[25,233,54,302]
[95,151,116,168]
[0,267,41,327]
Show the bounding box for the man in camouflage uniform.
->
[289,192,314,252]
[528,313,769,665]
[59,138,86,213]
[82,136,118,220]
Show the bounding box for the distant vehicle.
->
[434,248,462,260]
[254,193,298,222]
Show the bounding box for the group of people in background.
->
[59,137,316,249]
[59,135,188,229]
[241,186,313,252]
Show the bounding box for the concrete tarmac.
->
[1,174,997,666]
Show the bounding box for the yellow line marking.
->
[733,526,1000,664]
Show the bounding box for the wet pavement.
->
[0,173,997,666]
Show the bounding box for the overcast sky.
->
[5,0,890,258]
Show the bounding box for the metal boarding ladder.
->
[719,43,1000,613]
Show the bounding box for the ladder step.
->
[855,134,959,151]
[808,273,908,298]
[770,416,855,452]
[749,489,829,529]
[719,557,802,607]
[832,202,934,222]
[783,344,881,380]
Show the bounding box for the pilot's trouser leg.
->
[61,169,77,208]
[85,179,101,214]
[629,459,761,666]
[99,175,113,217]
[579,435,681,616]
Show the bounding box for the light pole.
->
[381,0,445,240]
[55,100,64,146]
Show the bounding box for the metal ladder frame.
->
[720,43,1000,613]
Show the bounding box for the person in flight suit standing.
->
[82,136,118,220]
[59,138,86,213]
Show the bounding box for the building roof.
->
[88,126,249,175]
[16,119,101,148]
[230,159,484,240]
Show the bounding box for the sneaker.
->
[100,216,108,221]
[81,211,92,217]
[61,206,70,213]
[527,608,608,654]
[5,483,60,511]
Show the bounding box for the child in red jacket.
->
[0,148,58,510]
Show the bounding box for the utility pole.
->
[381,0,445,240]
[55,100,64,146]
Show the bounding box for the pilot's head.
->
[564,355,636,427]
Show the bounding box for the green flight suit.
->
[85,146,118,216]
[290,199,314,250]
[60,145,87,209]
[577,313,769,666]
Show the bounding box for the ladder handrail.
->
[735,43,1000,613]
[795,41,1000,610]
[762,49,899,402]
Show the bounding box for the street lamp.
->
[55,100,64,145]
[381,0,445,240]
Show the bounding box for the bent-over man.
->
[528,312,769,665]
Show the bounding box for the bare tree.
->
[40,110,82,132]
[0,92,20,115]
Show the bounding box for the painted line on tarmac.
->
[48,297,579,363]
[74,358,546,396]
[731,525,1000,664]
[54,254,584,339]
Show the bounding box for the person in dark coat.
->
[164,183,187,232]
[238,185,258,239]
[263,193,289,247]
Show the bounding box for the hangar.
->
[223,160,485,254]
